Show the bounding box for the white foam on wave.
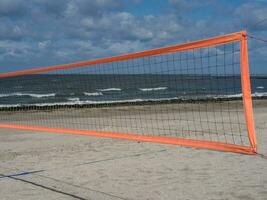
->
[256,86,264,89]
[68,97,80,101]
[84,92,103,96]
[223,93,243,98]
[97,88,121,92]
[0,104,21,108]
[214,92,267,99]
[139,87,167,92]
[0,92,56,98]
[0,97,180,108]
[252,92,267,97]
[2,92,267,109]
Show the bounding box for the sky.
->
[0,0,267,74]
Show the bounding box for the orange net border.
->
[0,31,257,155]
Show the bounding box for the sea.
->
[0,74,267,108]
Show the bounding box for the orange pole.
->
[240,31,257,152]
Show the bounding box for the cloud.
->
[63,0,124,18]
[169,0,215,12]
[235,2,267,31]
[0,0,27,17]
[0,19,26,40]
[38,40,51,49]
[0,40,32,63]
[0,0,266,74]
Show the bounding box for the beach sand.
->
[0,100,266,199]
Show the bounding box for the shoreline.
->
[1,96,267,112]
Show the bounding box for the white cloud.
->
[64,1,79,17]
[81,18,94,29]
[38,40,51,49]
[0,0,266,73]
[235,2,267,31]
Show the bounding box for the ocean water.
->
[0,74,266,108]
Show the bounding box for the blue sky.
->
[0,0,267,74]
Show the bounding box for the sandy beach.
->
[0,99,266,199]
[0,100,253,146]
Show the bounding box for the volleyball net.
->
[0,31,257,154]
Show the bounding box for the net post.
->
[240,31,257,153]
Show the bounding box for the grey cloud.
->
[0,18,30,41]
[63,0,124,18]
[0,0,267,73]
[235,2,267,31]
[0,0,27,16]
[169,0,214,11]
[78,0,124,15]
[35,0,69,18]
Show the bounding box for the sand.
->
[0,100,266,200]
[0,100,252,145]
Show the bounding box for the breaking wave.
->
[0,92,56,98]
[97,88,121,92]
[67,97,80,101]
[139,87,167,92]
[84,92,103,96]
[1,92,267,109]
